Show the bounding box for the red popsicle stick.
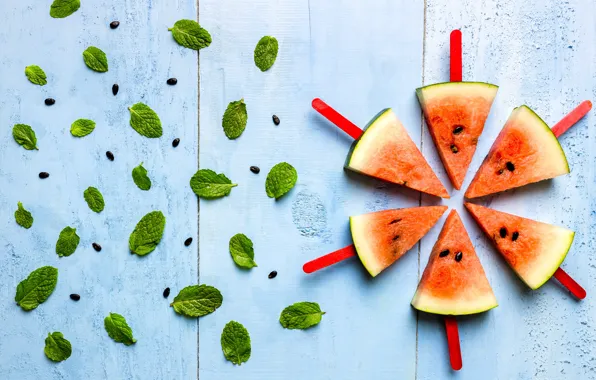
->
[312,98,363,140]
[303,245,357,274]
[553,267,586,300]
[444,316,462,371]
[551,100,592,138]
[450,30,462,82]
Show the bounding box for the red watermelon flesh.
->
[465,105,570,198]
[417,82,498,190]
[350,206,448,277]
[411,210,498,315]
[464,202,575,289]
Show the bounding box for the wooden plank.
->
[418,0,596,378]
[0,1,198,379]
[198,0,424,378]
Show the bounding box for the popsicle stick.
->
[303,245,357,274]
[312,98,363,140]
[444,316,462,371]
[450,30,462,82]
[553,267,586,300]
[551,100,592,138]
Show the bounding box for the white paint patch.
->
[291,190,331,241]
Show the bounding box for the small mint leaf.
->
[170,284,223,317]
[104,313,136,346]
[221,321,251,365]
[222,99,247,139]
[71,119,96,137]
[56,226,80,257]
[50,0,80,18]
[168,19,212,50]
[83,46,108,72]
[15,266,58,311]
[128,103,162,138]
[132,163,152,191]
[12,124,38,150]
[279,302,325,329]
[128,211,165,256]
[25,65,47,86]
[190,169,237,199]
[254,36,278,72]
[84,187,104,213]
[265,162,297,199]
[229,234,257,269]
[44,332,72,362]
[15,202,33,229]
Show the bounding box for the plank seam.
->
[196,2,201,379]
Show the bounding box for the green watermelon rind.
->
[415,81,499,100]
[349,215,381,277]
[344,108,391,169]
[520,231,574,290]
[412,294,499,316]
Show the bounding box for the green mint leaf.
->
[15,266,58,311]
[12,124,38,150]
[229,234,257,269]
[104,313,136,346]
[190,169,237,199]
[82,46,108,72]
[15,202,33,229]
[170,284,223,317]
[221,321,251,365]
[254,36,278,72]
[128,103,162,138]
[56,226,80,257]
[49,0,80,18]
[222,99,248,139]
[70,119,96,137]
[132,163,151,191]
[279,302,325,330]
[84,186,104,213]
[168,19,212,50]
[44,332,72,362]
[25,65,47,86]
[266,162,297,199]
[128,211,165,256]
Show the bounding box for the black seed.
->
[389,218,402,225]
[45,98,55,106]
[450,144,459,153]
[497,168,504,175]
[512,231,519,241]
[499,227,508,238]
[167,78,178,85]
[455,251,463,262]
[112,84,119,96]
[39,172,50,179]
[272,115,280,125]
[92,243,102,252]
[268,271,278,279]
[250,166,260,174]
[506,162,515,172]
[439,249,450,257]
[163,287,170,298]
[392,235,400,241]
[453,125,464,134]
[172,138,180,147]
[106,151,114,161]
[110,21,120,29]
[184,237,193,247]
[70,294,80,301]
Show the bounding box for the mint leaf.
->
[56,226,80,257]
[83,46,108,72]
[70,119,96,137]
[129,211,165,256]
[44,332,72,362]
[132,163,151,191]
[84,187,104,213]
[15,202,33,229]
[15,266,58,311]
[128,103,162,138]
[190,169,237,199]
[25,65,47,86]
[221,321,251,365]
[49,0,80,18]
[222,99,247,139]
[170,284,223,317]
[168,19,212,50]
[229,234,257,269]
[12,124,38,150]
[104,313,136,346]
[266,162,297,199]
[279,302,325,329]
[254,36,278,72]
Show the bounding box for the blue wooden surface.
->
[1,0,595,379]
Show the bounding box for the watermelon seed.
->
[452,125,464,134]
[455,251,463,262]
[439,249,450,257]
[512,232,519,241]
[450,144,459,153]
[389,218,402,225]
[497,168,504,175]
[499,227,508,238]
[392,235,400,241]
[506,162,515,171]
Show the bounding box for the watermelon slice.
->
[465,105,570,198]
[411,210,498,315]
[464,202,575,289]
[350,206,448,277]
[345,109,449,198]
[416,82,498,190]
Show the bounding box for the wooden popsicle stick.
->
[551,100,592,138]
[303,245,357,274]
[312,98,363,140]
[444,316,463,371]
[553,267,586,300]
[450,30,462,82]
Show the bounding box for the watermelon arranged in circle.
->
[464,202,575,289]
[345,109,449,198]
[411,210,498,315]
[350,206,448,277]
[465,105,570,198]
[417,82,498,190]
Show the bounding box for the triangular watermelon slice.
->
[465,105,570,198]
[345,109,449,198]
[464,202,574,289]
[417,82,498,190]
[350,206,448,277]
[411,210,498,315]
